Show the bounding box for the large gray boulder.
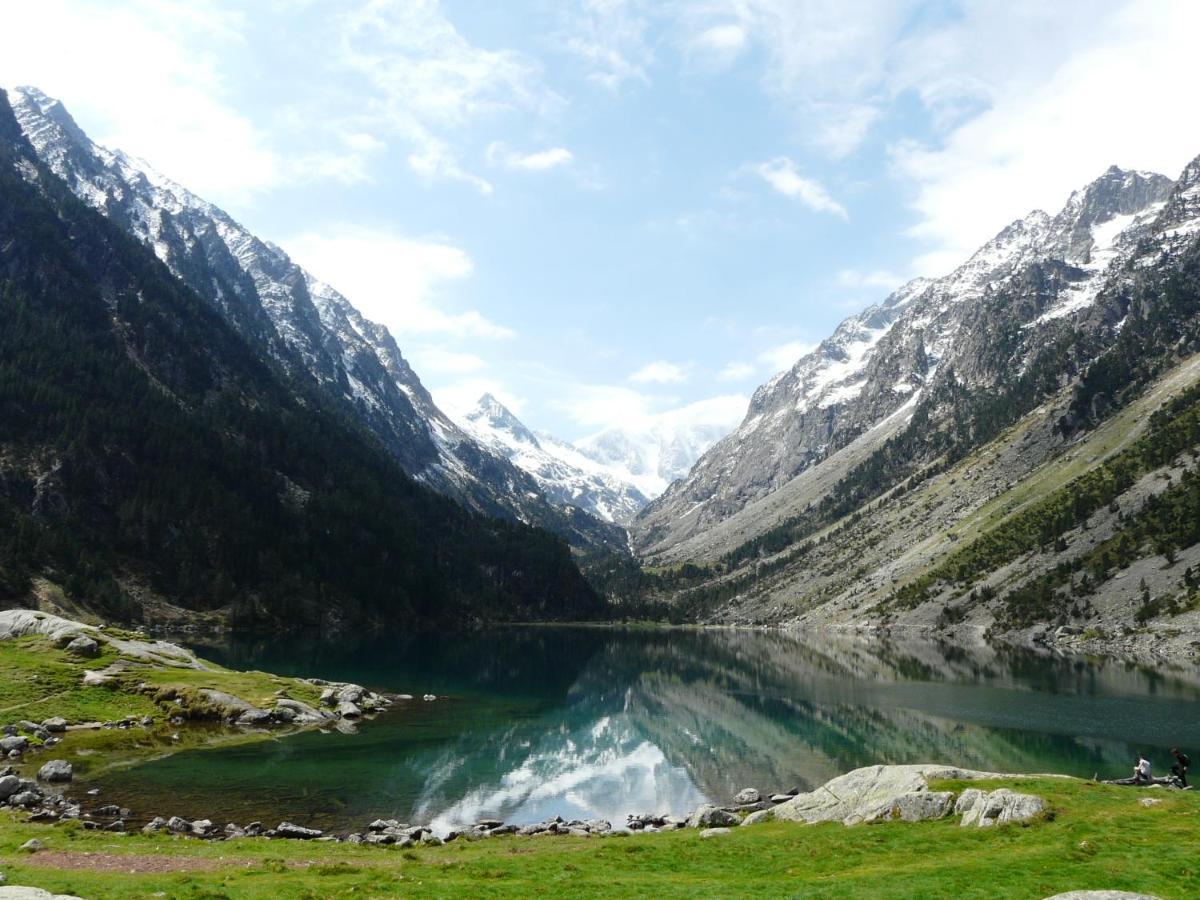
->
[0,887,85,900]
[64,636,100,658]
[1044,893,1161,899]
[0,737,28,755]
[0,774,20,800]
[36,760,72,782]
[686,805,740,828]
[956,788,1045,827]
[892,791,955,822]
[40,717,68,733]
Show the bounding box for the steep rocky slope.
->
[623,155,1200,652]
[634,165,1175,558]
[7,86,621,552]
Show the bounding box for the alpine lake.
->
[81,627,1200,833]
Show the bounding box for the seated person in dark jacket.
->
[1171,748,1190,787]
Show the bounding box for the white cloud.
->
[835,269,905,291]
[629,361,689,384]
[409,347,487,376]
[486,142,575,171]
[716,361,756,382]
[758,340,816,373]
[0,1,288,207]
[890,0,1200,277]
[561,0,653,90]
[336,0,560,191]
[754,157,847,219]
[283,225,514,340]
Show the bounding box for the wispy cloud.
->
[754,157,847,219]
[716,361,756,382]
[561,0,653,90]
[629,360,689,384]
[283,225,514,340]
[759,340,816,373]
[487,141,575,171]
[835,268,905,291]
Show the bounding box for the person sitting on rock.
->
[1134,755,1153,784]
[1170,748,1190,787]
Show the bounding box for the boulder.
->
[1044,894,1161,899]
[0,737,28,755]
[0,889,85,900]
[17,839,44,853]
[142,817,167,833]
[64,636,100,658]
[336,701,362,719]
[166,815,191,833]
[276,821,323,839]
[699,827,732,838]
[36,760,72,783]
[81,670,112,687]
[770,764,1010,827]
[686,805,740,829]
[234,709,274,727]
[40,718,68,733]
[0,775,20,801]
[891,791,955,822]
[733,788,761,804]
[956,788,1044,827]
[191,819,217,837]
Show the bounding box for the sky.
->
[2,0,1200,442]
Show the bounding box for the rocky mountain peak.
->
[467,394,540,447]
[1052,166,1174,262]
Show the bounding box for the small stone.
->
[700,827,732,838]
[19,838,45,852]
[733,788,761,804]
[65,636,100,657]
[166,815,191,833]
[37,760,73,783]
[0,775,20,800]
[143,817,167,833]
[1140,797,1163,807]
[276,821,323,839]
[0,736,28,754]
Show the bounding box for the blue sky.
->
[3,1,1200,440]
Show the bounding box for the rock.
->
[142,817,167,833]
[338,687,364,704]
[733,788,761,804]
[234,709,274,727]
[769,794,792,804]
[1139,798,1162,807]
[81,670,111,687]
[891,791,955,822]
[956,788,1045,827]
[0,737,28,755]
[64,636,100,658]
[0,889,86,900]
[191,819,217,837]
[276,821,323,839]
[1044,893,1162,899]
[103,820,125,832]
[423,694,437,702]
[275,698,329,723]
[0,775,20,801]
[699,827,732,838]
[771,764,1012,827]
[166,815,191,833]
[475,818,504,829]
[686,805,740,829]
[273,707,296,724]
[336,701,361,719]
[9,792,42,807]
[319,688,337,706]
[18,839,44,853]
[40,717,68,733]
[36,760,72,783]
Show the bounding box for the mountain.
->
[622,156,1200,652]
[575,415,736,500]
[6,86,623,553]
[634,165,1175,559]
[459,395,648,525]
[0,87,602,629]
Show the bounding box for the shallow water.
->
[84,627,1200,832]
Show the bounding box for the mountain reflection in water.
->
[84,627,1200,832]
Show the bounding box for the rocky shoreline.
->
[5,763,1071,851]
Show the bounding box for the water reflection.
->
[87,627,1200,831]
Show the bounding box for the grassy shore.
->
[0,776,1197,898]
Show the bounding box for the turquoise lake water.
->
[83,627,1200,832]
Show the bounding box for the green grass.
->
[0,777,1197,898]
[0,633,330,778]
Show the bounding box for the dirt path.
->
[20,850,312,873]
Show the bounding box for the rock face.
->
[754,765,1043,829]
[6,85,622,553]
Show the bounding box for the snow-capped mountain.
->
[460,395,648,525]
[633,164,1178,557]
[8,86,622,551]
[576,417,737,500]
